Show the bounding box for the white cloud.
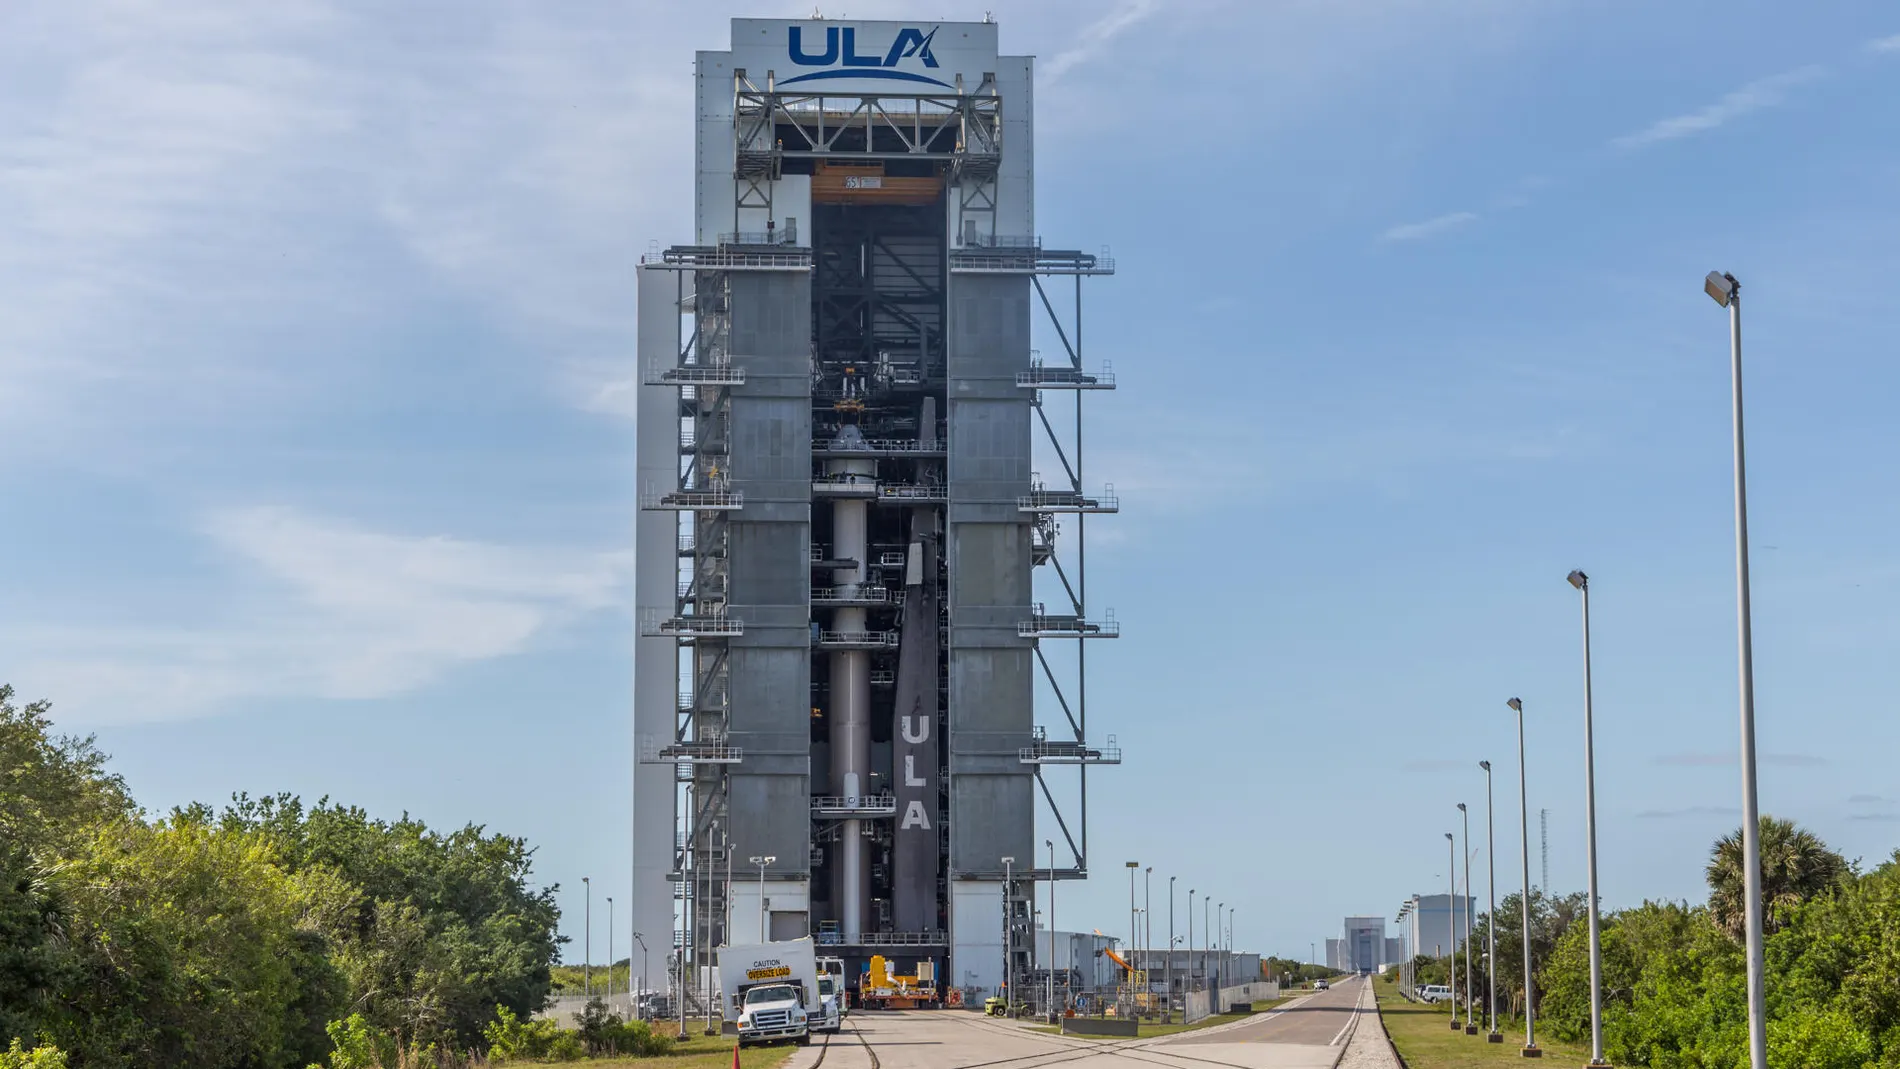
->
[1868,33,1900,53]
[1611,65,1827,149]
[8,506,631,723]
[1042,0,1159,84]
[1381,211,1479,242]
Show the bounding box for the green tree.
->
[43,813,342,1069]
[1706,815,1848,941]
[214,793,561,1048]
[0,685,132,1048]
[1475,888,1586,1019]
[0,1039,68,1069]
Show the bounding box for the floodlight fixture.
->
[1705,270,1737,308]
[1567,569,1588,590]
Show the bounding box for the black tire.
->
[795,1033,812,1047]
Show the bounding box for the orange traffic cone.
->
[731,1040,741,1068]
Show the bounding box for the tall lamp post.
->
[748,856,776,941]
[1568,570,1612,1068]
[1047,839,1058,1018]
[1190,891,1198,991]
[1002,856,1016,1009]
[1706,268,1767,1069]
[1508,697,1541,1057]
[1206,898,1215,995]
[1167,876,1177,1021]
[1126,861,1140,1000]
[607,896,615,1008]
[1144,867,1154,1011]
[1459,805,1476,1034]
[632,932,649,1014]
[1216,901,1224,999]
[1480,762,1502,1042]
[1446,834,1460,1031]
[583,876,592,998]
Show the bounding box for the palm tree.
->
[1706,815,1847,941]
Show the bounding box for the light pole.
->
[1508,697,1541,1057]
[1205,897,1214,993]
[1459,805,1476,1034]
[1144,867,1154,1012]
[1168,876,1177,1021]
[583,876,592,998]
[1215,901,1224,999]
[1046,839,1058,1017]
[1190,891,1197,991]
[1480,762,1502,1042]
[1003,856,1015,1009]
[1706,268,1767,1069]
[1126,861,1140,999]
[1446,833,1460,1031]
[749,856,776,941]
[632,932,649,1015]
[1568,570,1612,1067]
[607,896,615,1008]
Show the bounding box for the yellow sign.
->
[745,965,792,981]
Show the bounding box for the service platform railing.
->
[810,794,898,818]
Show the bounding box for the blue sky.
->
[4,0,1898,966]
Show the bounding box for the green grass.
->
[576,1031,795,1068]
[1373,977,1589,1068]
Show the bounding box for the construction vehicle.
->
[858,954,940,1010]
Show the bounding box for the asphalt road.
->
[1172,976,1367,1046]
[784,976,1376,1069]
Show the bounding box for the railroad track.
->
[937,1012,1279,1069]
[938,981,1370,1069]
[808,1020,880,1069]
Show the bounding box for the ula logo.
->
[784,25,948,87]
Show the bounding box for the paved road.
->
[785,976,1377,1069]
[1173,976,1367,1046]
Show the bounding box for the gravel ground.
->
[1335,982,1403,1069]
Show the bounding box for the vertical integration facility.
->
[1402,894,1477,962]
[632,17,1120,1005]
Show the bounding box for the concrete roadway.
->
[789,974,1373,1069]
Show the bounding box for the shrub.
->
[482,1006,581,1063]
[0,1040,68,1069]
[321,1015,398,1069]
[571,999,671,1058]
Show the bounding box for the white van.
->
[1420,984,1453,1003]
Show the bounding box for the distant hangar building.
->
[631,16,1120,1005]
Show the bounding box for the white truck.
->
[718,938,831,1046]
[815,956,847,1033]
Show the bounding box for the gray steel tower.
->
[632,17,1119,1009]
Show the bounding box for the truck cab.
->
[814,975,843,1033]
[736,983,810,1046]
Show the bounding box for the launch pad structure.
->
[632,17,1120,1012]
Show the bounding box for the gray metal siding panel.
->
[723,271,813,875]
[945,273,1034,878]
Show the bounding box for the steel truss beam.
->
[1027,270,1112,882]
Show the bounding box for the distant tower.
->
[1539,808,1550,892]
